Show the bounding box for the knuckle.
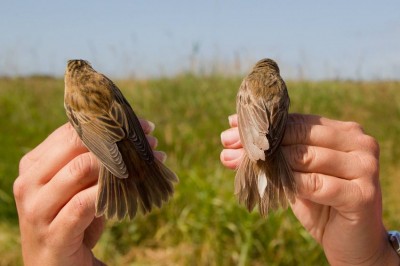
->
[69,193,92,221]
[362,155,379,178]
[19,198,43,226]
[13,176,27,201]
[19,153,34,174]
[65,123,84,149]
[305,173,323,194]
[292,123,309,143]
[68,153,94,183]
[359,135,380,155]
[291,145,314,167]
[23,203,40,224]
[13,178,42,225]
[343,121,364,132]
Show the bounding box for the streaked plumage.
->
[64,59,178,221]
[235,58,296,217]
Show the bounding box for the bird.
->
[235,58,296,217]
[64,59,178,221]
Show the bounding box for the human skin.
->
[13,113,400,265]
[14,119,163,266]
[220,113,399,265]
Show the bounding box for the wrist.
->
[323,225,399,266]
[92,255,107,266]
[387,231,400,265]
[380,239,400,266]
[366,232,400,266]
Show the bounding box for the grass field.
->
[0,75,399,265]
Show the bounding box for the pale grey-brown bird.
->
[235,58,296,217]
[64,59,178,221]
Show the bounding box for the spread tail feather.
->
[258,148,296,217]
[275,148,296,203]
[96,165,139,220]
[96,142,178,221]
[235,148,296,217]
[235,153,260,212]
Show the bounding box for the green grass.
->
[0,75,399,265]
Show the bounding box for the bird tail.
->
[235,153,260,212]
[96,141,178,221]
[235,148,296,217]
[275,147,296,203]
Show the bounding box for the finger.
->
[19,123,87,175]
[139,119,155,134]
[293,171,360,210]
[282,145,361,180]
[289,197,328,243]
[283,123,364,152]
[83,216,105,249]
[228,114,238,128]
[220,127,241,149]
[154,151,167,163]
[220,148,243,170]
[50,185,98,247]
[18,123,88,194]
[146,135,158,149]
[229,113,356,131]
[37,152,100,221]
[288,113,364,133]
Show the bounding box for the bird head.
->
[254,58,280,74]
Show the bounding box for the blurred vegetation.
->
[0,75,399,265]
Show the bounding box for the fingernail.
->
[159,151,167,163]
[220,131,228,145]
[220,149,229,161]
[148,121,155,132]
[153,137,158,149]
[220,129,236,146]
[221,149,240,161]
[228,115,235,125]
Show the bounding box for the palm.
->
[291,198,331,244]
[62,217,105,265]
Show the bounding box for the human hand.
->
[220,114,399,265]
[14,119,163,266]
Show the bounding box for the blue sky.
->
[1,1,399,80]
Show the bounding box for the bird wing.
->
[236,78,289,162]
[65,103,129,179]
[111,83,154,162]
[266,82,289,156]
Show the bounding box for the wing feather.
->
[65,78,157,180]
[236,79,289,161]
[66,104,129,179]
[111,85,154,162]
[237,80,270,162]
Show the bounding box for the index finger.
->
[283,113,366,152]
[226,113,364,131]
[287,113,364,132]
[19,123,87,175]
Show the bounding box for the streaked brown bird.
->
[235,58,296,217]
[64,59,178,221]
